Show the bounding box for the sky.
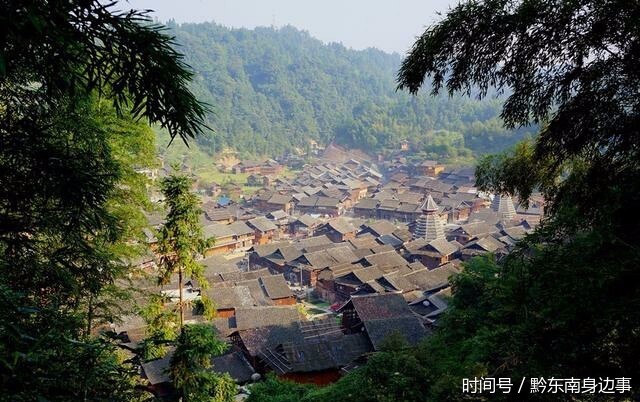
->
[119,0,456,54]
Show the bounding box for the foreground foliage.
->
[0,1,207,399]
[171,324,236,402]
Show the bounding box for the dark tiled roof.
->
[327,218,357,234]
[403,262,461,291]
[203,223,235,239]
[233,279,271,306]
[379,272,417,292]
[395,192,423,204]
[362,220,397,237]
[459,221,499,237]
[349,236,380,250]
[268,194,292,205]
[294,215,319,228]
[228,221,254,236]
[395,203,421,213]
[238,324,302,355]
[267,210,289,221]
[364,251,409,269]
[354,198,379,210]
[370,244,396,254]
[265,245,303,265]
[248,216,278,232]
[352,266,386,283]
[463,236,506,253]
[260,275,293,300]
[234,306,302,331]
[363,316,428,350]
[502,225,531,241]
[301,250,339,268]
[282,333,372,372]
[202,255,239,275]
[204,207,237,222]
[377,234,404,248]
[204,286,255,309]
[352,248,375,259]
[378,199,401,210]
[250,243,281,257]
[348,293,414,321]
[425,238,459,256]
[211,351,255,383]
[141,352,172,385]
[325,246,359,264]
[216,268,271,283]
[294,235,333,250]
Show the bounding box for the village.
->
[119,143,544,398]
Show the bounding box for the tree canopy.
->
[398,0,639,204]
[0,1,208,399]
[1,0,208,142]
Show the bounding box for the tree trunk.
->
[86,294,94,337]
[178,266,184,331]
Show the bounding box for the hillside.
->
[167,22,536,160]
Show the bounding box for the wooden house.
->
[289,215,320,237]
[247,217,279,245]
[405,238,461,269]
[141,349,255,399]
[353,198,379,218]
[295,196,343,217]
[415,160,445,177]
[338,293,428,351]
[315,219,358,243]
[450,221,499,244]
[203,221,255,256]
[460,236,508,260]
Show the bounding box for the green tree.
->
[170,323,236,402]
[157,171,210,329]
[395,0,640,400]
[246,374,314,402]
[140,293,180,361]
[398,0,639,210]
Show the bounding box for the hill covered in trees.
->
[168,22,535,159]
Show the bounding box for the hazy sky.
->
[119,0,456,54]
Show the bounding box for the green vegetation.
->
[157,129,297,196]
[166,22,536,160]
[140,293,180,360]
[157,171,211,328]
[171,323,236,402]
[0,1,208,399]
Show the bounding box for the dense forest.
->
[168,22,536,159]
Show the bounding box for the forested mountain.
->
[168,21,535,159]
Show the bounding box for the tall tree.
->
[397,0,639,210]
[157,172,210,329]
[0,1,209,399]
[395,0,640,399]
[170,323,236,402]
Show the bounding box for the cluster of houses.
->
[122,156,544,398]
